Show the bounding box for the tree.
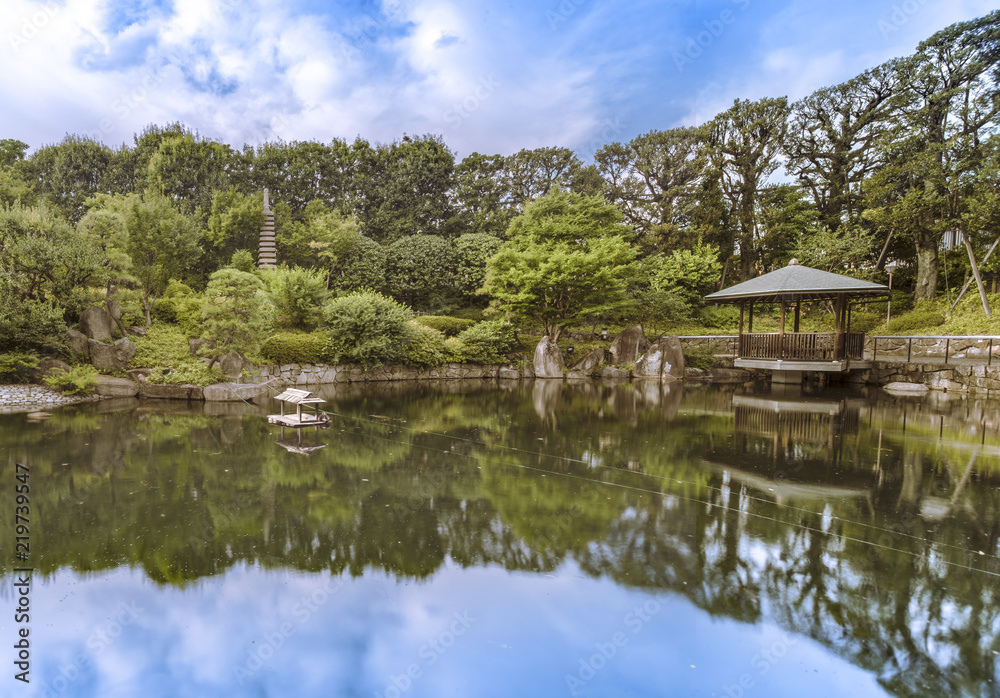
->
[596,127,713,253]
[384,234,457,311]
[205,188,265,271]
[706,97,791,281]
[482,188,637,341]
[26,135,113,221]
[453,233,503,305]
[121,194,202,325]
[329,236,386,294]
[277,201,361,285]
[199,267,274,366]
[144,131,234,217]
[865,12,1000,300]
[447,152,511,238]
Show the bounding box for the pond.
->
[1,380,999,698]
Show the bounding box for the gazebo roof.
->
[273,388,325,405]
[704,261,889,303]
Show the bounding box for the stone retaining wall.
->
[256,362,511,386]
[847,362,1000,395]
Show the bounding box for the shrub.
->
[146,362,224,386]
[260,332,329,364]
[153,280,206,335]
[413,315,476,337]
[266,266,327,331]
[323,290,415,367]
[230,249,256,273]
[0,352,39,383]
[450,307,486,322]
[402,322,447,367]
[682,345,719,371]
[0,293,65,353]
[130,325,192,368]
[43,364,97,395]
[454,319,518,364]
[886,310,946,334]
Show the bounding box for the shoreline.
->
[0,384,103,414]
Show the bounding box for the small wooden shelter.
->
[268,388,331,428]
[704,260,889,380]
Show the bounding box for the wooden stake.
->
[964,236,992,318]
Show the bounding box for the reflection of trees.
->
[1,383,1000,697]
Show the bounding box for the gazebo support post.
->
[779,300,786,360]
[835,294,847,360]
[738,302,745,357]
[794,300,800,333]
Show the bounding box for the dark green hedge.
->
[260,332,330,364]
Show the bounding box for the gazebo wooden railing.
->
[739,332,865,361]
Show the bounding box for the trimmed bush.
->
[402,322,448,367]
[454,319,518,364]
[130,325,192,368]
[43,364,97,395]
[0,352,39,383]
[449,307,486,322]
[413,315,476,337]
[260,332,329,365]
[323,290,415,367]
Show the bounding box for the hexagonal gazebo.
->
[704,260,889,381]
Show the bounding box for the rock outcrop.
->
[533,336,565,379]
[609,326,649,366]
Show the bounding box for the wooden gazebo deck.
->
[705,261,889,377]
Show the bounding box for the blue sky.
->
[0,0,996,159]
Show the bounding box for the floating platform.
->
[267,413,331,428]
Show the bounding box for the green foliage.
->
[130,325,195,368]
[205,188,264,268]
[260,332,329,365]
[412,315,476,337]
[0,352,39,383]
[886,306,947,333]
[278,203,361,271]
[200,268,275,364]
[266,266,327,331]
[329,235,386,293]
[230,249,256,274]
[483,188,637,341]
[449,307,486,322]
[322,290,415,367]
[145,362,224,386]
[655,242,723,307]
[118,193,202,324]
[682,345,719,371]
[0,291,66,354]
[402,322,448,367]
[43,364,97,395]
[384,234,457,311]
[453,319,518,364]
[453,233,502,302]
[152,281,206,336]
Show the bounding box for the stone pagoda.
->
[257,188,277,269]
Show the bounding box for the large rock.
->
[203,382,270,402]
[883,381,929,394]
[571,347,605,374]
[658,335,685,381]
[609,326,649,366]
[533,336,565,379]
[140,383,204,400]
[219,350,244,379]
[631,336,685,382]
[28,358,71,382]
[93,375,139,397]
[600,366,629,382]
[67,329,90,360]
[79,306,114,342]
[88,337,136,371]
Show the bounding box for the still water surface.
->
[1,380,999,697]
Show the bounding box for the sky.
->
[0,0,997,161]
